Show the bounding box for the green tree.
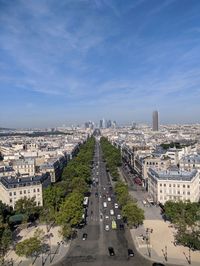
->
[56,192,83,227]
[15,197,38,222]
[59,223,73,239]
[70,177,88,194]
[15,236,42,257]
[164,200,200,250]
[122,201,144,227]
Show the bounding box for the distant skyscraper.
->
[152,111,159,131]
[99,120,103,128]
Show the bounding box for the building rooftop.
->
[0,173,49,189]
[181,154,200,163]
[149,167,197,181]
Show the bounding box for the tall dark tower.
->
[152,110,159,131]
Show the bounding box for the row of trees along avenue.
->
[42,136,95,239]
[0,136,95,260]
[115,181,144,227]
[164,201,200,250]
[100,137,121,181]
[99,137,144,227]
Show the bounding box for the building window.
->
[187,191,190,195]
[177,191,180,194]
[24,190,26,194]
[14,192,16,196]
[33,189,36,193]
[173,184,175,187]
[164,184,166,187]
[9,192,12,196]
[160,184,162,186]
[28,190,30,193]
[183,191,185,195]
[169,184,171,187]
[177,184,180,188]
[183,185,185,188]
[160,190,162,193]
[187,185,190,188]
[10,199,12,203]
[37,188,40,192]
[20,191,22,195]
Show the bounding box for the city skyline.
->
[1,0,200,127]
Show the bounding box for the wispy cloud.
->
[0,0,200,126]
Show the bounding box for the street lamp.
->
[146,228,153,257]
[188,246,191,265]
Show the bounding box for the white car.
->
[103,202,107,208]
[105,225,109,231]
[105,215,109,219]
[110,209,114,215]
[117,214,121,220]
[108,197,111,202]
[114,203,119,209]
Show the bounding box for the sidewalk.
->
[118,168,200,266]
[130,220,200,266]
[4,224,71,266]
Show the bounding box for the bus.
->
[83,197,89,207]
[112,220,117,229]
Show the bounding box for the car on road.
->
[107,197,111,202]
[108,247,115,256]
[110,209,114,215]
[128,248,134,257]
[82,233,87,240]
[105,215,109,219]
[119,224,124,230]
[103,202,107,208]
[117,214,121,220]
[134,177,142,186]
[114,203,118,209]
[105,225,110,231]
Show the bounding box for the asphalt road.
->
[55,139,153,266]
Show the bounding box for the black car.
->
[119,224,124,230]
[95,192,98,197]
[108,247,115,256]
[152,263,165,266]
[128,248,134,257]
[82,233,87,240]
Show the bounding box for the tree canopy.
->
[164,201,200,250]
[100,137,121,180]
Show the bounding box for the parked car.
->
[105,225,110,231]
[128,248,134,257]
[119,224,124,230]
[134,177,142,186]
[114,203,118,209]
[108,197,111,202]
[82,233,87,240]
[108,247,115,256]
[117,214,121,220]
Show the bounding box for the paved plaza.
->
[131,219,200,266]
[5,224,70,266]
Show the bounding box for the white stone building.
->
[0,173,51,209]
[147,167,199,204]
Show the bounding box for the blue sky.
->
[0,0,200,128]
